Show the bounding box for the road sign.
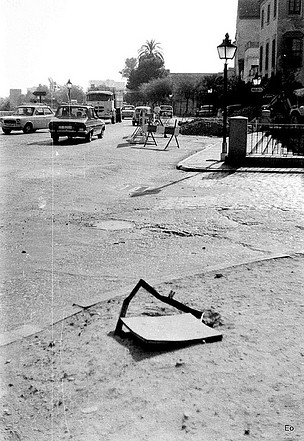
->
[33,91,46,96]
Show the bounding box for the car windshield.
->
[161,106,172,110]
[56,106,88,118]
[16,107,34,116]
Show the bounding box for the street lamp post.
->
[217,33,237,161]
[252,74,262,121]
[66,79,72,103]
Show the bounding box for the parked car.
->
[49,105,105,143]
[132,106,153,126]
[196,105,214,117]
[159,104,173,118]
[0,104,54,134]
[121,105,135,119]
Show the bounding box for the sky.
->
[0,0,238,98]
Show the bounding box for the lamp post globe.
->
[252,75,261,86]
[217,34,237,161]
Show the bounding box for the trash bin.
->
[116,108,122,123]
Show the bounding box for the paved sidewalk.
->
[177,140,304,173]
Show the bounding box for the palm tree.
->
[138,39,164,62]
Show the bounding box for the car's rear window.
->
[56,106,88,118]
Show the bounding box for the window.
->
[238,59,244,76]
[289,38,303,65]
[260,46,263,71]
[274,0,277,17]
[289,0,301,14]
[261,9,264,28]
[265,43,269,71]
[44,108,53,115]
[284,35,303,66]
[267,4,271,23]
[272,39,276,69]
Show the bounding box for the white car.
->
[121,105,135,119]
[0,104,55,134]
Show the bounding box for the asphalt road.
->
[1,121,304,338]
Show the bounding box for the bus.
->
[86,90,115,123]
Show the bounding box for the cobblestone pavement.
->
[172,171,304,212]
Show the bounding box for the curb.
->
[177,148,304,174]
[177,163,304,173]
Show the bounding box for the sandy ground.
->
[1,252,303,441]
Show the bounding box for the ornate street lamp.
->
[217,33,237,161]
[66,79,72,103]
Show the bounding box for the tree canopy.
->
[140,77,173,105]
[119,58,137,79]
[138,40,164,62]
[121,39,168,92]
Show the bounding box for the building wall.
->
[235,0,261,80]
[236,0,304,88]
[236,19,261,79]
[258,0,304,85]
[277,0,304,85]
[244,42,260,81]
[259,0,278,78]
[88,80,125,90]
[9,89,22,108]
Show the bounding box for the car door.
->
[33,108,45,129]
[92,108,103,134]
[43,107,54,128]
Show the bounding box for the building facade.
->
[259,0,304,85]
[235,0,261,82]
[236,0,304,86]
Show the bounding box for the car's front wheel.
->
[23,123,33,134]
[86,131,93,142]
[51,135,59,144]
[2,128,11,134]
[97,129,104,139]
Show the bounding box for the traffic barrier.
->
[143,120,180,149]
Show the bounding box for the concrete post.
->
[227,116,248,165]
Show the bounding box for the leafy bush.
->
[180,118,223,136]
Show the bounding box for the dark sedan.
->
[49,105,105,143]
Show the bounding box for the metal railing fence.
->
[247,123,304,157]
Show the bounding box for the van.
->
[159,105,173,118]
